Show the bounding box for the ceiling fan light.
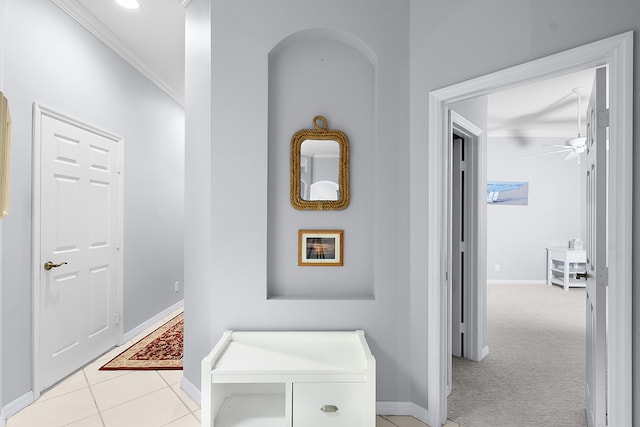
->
[116,0,140,10]
[566,136,586,147]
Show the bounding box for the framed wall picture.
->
[0,91,11,219]
[298,229,343,266]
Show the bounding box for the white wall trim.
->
[31,103,125,400]
[488,280,547,285]
[49,0,184,106]
[122,299,184,343]
[449,111,487,365]
[0,408,5,427]
[2,391,34,421]
[427,31,633,427]
[180,376,201,409]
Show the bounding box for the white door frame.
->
[31,103,124,399]
[448,111,488,363]
[426,32,633,427]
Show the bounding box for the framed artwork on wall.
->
[486,181,529,205]
[0,91,11,219]
[298,229,343,266]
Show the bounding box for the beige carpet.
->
[447,283,587,426]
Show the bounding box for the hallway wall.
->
[486,136,582,282]
[1,0,184,405]
[184,0,411,406]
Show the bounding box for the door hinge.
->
[116,238,121,251]
[598,108,610,128]
[459,322,467,334]
[598,266,609,287]
[115,312,121,325]
[460,160,467,172]
[459,241,467,253]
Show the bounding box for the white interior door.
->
[584,66,607,427]
[35,106,122,392]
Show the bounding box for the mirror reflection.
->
[290,115,349,210]
[300,139,339,201]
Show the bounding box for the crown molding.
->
[50,0,184,106]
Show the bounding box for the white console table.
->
[546,247,587,291]
[201,330,376,427]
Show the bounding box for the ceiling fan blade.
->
[543,144,572,148]
[489,95,577,132]
[521,148,573,159]
[565,151,579,160]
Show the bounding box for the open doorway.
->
[447,69,595,425]
[425,32,632,427]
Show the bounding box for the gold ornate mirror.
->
[290,115,350,210]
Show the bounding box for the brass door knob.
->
[44,261,67,271]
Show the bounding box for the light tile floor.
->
[7,310,456,427]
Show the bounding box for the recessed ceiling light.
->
[116,0,140,10]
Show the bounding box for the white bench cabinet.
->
[201,330,376,427]
[546,247,587,291]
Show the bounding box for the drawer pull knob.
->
[320,404,339,413]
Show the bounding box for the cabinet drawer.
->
[293,382,365,427]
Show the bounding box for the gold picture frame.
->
[0,91,11,219]
[298,229,343,266]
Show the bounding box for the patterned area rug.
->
[100,313,183,370]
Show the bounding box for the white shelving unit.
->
[546,247,587,291]
[201,330,376,427]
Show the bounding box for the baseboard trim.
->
[488,280,546,285]
[181,376,201,409]
[2,391,34,421]
[377,401,429,423]
[479,345,490,360]
[0,407,5,427]
[121,299,184,344]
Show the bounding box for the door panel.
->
[584,66,607,427]
[38,112,121,391]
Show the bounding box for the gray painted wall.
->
[1,0,184,404]
[267,31,375,300]
[410,0,639,420]
[487,136,582,282]
[184,0,411,403]
[185,0,639,419]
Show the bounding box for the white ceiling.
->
[488,68,596,138]
[48,1,596,133]
[51,0,186,105]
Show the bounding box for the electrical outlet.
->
[174,281,180,293]
[494,264,500,272]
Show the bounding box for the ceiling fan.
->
[522,87,587,162]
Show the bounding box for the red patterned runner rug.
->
[100,313,183,370]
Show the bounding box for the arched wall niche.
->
[269,27,378,67]
[266,27,376,299]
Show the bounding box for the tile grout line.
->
[82,369,107,427]
[380,415,401,426]
[159,370,200,422]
